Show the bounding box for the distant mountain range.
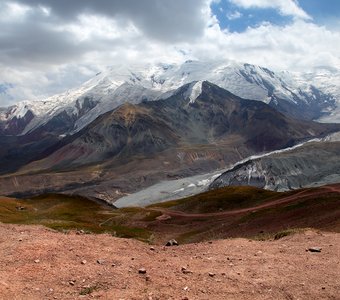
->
[0,80,339,203]
[1,60,339,138]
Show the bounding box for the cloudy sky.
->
[1,0,340,105]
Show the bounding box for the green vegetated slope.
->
[148,186,294,212]
[1,184,339,244]
[0,194,151,241]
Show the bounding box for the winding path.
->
[150,184,340,219]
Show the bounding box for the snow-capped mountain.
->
[2,81,339,199]
[287,67,340,123]
[0,60,338,136]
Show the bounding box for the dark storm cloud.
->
[0,0,209,68]
[0,21,90,66]
[0,0,212,104]
[13,0,209,42]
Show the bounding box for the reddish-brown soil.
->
[0,223,339,300]
[151,184,340,218]
[142,184,340,244]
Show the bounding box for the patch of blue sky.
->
[211,1,294,32]
[0,83,13,94]
[298,0,340,27]
[211,0,340,33]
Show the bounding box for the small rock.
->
[69,281,75,286]
[322,287,326,290]
[97,259,105,265]
[16,206,26,211]
[183,286,189,291]
[308,247,322,253]
[81,260,87,265]
[138,268,147,274]
[145,275,151,282]
[150,246,155,251]
[208,273,215,277]
[182,297,189,300]
[181,267,193,274]
[18,238,23,242]
[34,259,40,263]
[165,239,179,246]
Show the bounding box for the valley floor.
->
[0,223,339,300]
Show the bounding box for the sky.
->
[0,0,340,106]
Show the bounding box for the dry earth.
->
[0,223,339,300]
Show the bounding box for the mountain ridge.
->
[1,60,338,137]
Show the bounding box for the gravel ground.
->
[0,223,339,300]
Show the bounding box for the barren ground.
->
[0,223,339,300]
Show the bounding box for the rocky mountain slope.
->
[1,82,339,203]
[26,81,337,169]
[1,60,337,137]
[210,134,340,192]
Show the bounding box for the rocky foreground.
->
[0,223,339,300]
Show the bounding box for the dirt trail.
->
[325,184,340,193]
[0,223,339,300]
[151,185,340,218]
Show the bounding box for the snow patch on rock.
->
[187,81,203,103]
